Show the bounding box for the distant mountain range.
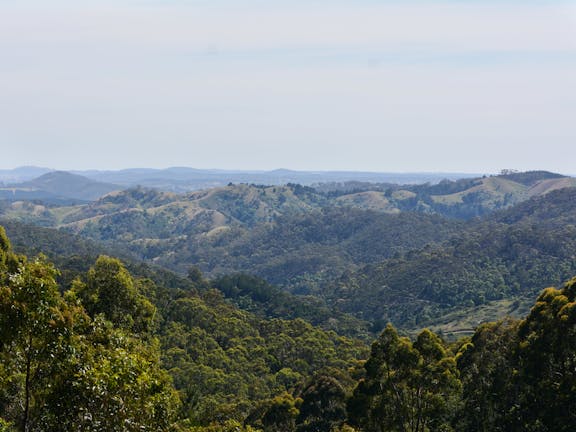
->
[0,166,483,193]
[2,166,574,205]
[0,166,53,183]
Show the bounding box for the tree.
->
[513,279,576,431]
[0,254,87,431]
[296,375,347,432]
[260,393,301,432]
[348,324,460,432]
[72,255,156,333]
[46,316,180,431]
[456,277,576,431]
[456,319,520,432]
[0,227,10,254]
[0,234,180,431]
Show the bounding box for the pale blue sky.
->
[1,0,576,173]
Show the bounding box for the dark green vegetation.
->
[326,186,576,332]
[1,168,576,430]
[0,229,178,431]
[0,228,367,430]
[347,275,576,432]
[2,223,576,430]
[2,171,576,335]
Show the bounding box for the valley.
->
[1,169,576,335]
[1,168,576,430]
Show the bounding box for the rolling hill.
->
[0,171,120,204]
[322,186,576,333]
[14,171,121,201]
[2,170,576,336]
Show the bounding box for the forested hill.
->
[1,171,576,336]
[2,171,573,285]
[0,171,120,202]
[317,170,576,219]
[490,185,576,227]
[0,184,464,287]
[2,224,576,431]
[324,186,576,332]
[0,227,368,430]
[1,170,574,229]
[168,209,462,287]
[0,220,369,338]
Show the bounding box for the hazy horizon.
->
[2,165,575,179]
[1,164,489,174]
[2,0,575,173]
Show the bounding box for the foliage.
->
[456,277,576,431]
[72,255,157,333]
[159,286,368,424]
[513,277,576,431]
[212,274,369,338]
[296,375,347,432]
[456,319,520,432]
[0,233,179,431]
[348,325,460,432]
[5,179,576,335]
[327,198,576,329]
[4,175,576,432]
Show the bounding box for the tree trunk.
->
[22,333,32,432]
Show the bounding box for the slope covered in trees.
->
[1,172,576,334]
[0,228,179,431]
[0,221,370,338]
[0,227,368,430]
[2,221,576,430]
[1,184,465,292]
[317,186,576,330]
[319,170,576,219]
[343,276,576,432]
[174,209,462,288]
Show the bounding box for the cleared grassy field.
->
[410,296,534,340]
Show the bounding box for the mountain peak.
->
[19,171,120,201]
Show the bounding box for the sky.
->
[1,0,576,174]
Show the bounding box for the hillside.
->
[490,186,576,227]
[2,170,573,226]
[47,173,575,290]
[4,170,573,224]
[0,171,120,204]
[54,186,463,288]
[1,219,370,337]
[2,171,576,336]
[342,170,576,219]
[0,228,368,429]
[323,186,576,333]
[314,171,576,221]
[2,221,575,430]
[15,171,121,201]
[181,209,462,288]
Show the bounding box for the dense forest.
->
[0,227,367,430]
[2,170,576,429]
[321,187,576,331]
[3,172,576,334]
[1,225,576,431]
